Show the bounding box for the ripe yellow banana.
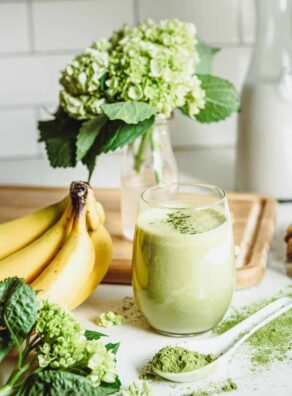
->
[69,224,112,308]
[32,203,95,310]
[0,204,73,283]
[0,196,68,260]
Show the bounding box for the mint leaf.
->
[18,370,101,396]
[196,39,220,74]
[84,329,107,340]
[76,116,107,161]
[106,342,119,354]
[4,281,37,338]
[195,74,239,123]
[0,330,14,363]
[101,102,156,124]
[0,277,24,327]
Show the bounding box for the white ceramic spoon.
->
[153,297,292,383]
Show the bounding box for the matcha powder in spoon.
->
[151,346,217,373]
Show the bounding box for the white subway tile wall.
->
[0,0,255,188]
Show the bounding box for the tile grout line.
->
[25,0,36,53]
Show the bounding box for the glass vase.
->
[121,116,178,240]
[236,0,292,199]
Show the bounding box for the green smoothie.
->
[132,207,235,335]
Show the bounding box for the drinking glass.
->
[132,183,235,336]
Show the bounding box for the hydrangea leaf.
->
[44,136,77,168]
[105,342,120,354]
[195,74,239,123]
[82,116,155,179]
[76,116,107,161]
[196,39,220,74]
[101,102,156,124]
[18,370,102,396]
[0,277,24,327]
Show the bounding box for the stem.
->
[133,128,152,173]
[0,385,14,396]
[150,130,163,184]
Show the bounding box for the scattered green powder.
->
[187,378,238,396]
[213,287,292,367]
[120,380,153,396]
[96,311,124,328]
[165,209,224,234]
[150,346,217,373]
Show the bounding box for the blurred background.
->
[0,0,255,189]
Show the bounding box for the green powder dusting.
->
[185,378,238,396]
[150,346,217,373]
[213,287,292,367]
[165,209,225,235]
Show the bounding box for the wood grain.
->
[0,186,277,289]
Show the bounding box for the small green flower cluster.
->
[121,380,153,396]
[60,40,110,119]
[35,301,117,387]
[59,19,205,119]
[97,311,124,327]
[107,19,205,116]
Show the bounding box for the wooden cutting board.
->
[0,186,277,289]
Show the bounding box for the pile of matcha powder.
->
[151,346,217,373]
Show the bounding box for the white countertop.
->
[1,202,292,395]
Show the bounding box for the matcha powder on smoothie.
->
[150,346,217,373]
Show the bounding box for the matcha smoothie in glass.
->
[132,183,235,336]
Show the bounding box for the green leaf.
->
[0,277,24,327]
[97,117,155,154]
[99,73,109,91]
[0,330,15,363]
[94,378,121,396]
[84,329,107,340]
[101,102,156,124]
[82,117,155,179]
[195,74,239,123]
[39,111,82,169]
[105,342,120,355]
[45,137,77,168]
[76,116,107,161]
[4,281,37,338]
[18,370,103,396]
[196,39,220,74]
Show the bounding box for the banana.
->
[32,202,95,310]
[86,187,100,231]
[69,224,112,308]
[0,204,73,283]
[0,196,68,260]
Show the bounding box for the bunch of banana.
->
[0,181,112,310]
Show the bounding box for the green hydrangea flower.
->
[35,300,85,369]
[35,301,118,387]
[121,380,153,396]
[107,19,205,116]
[96,311,124,327]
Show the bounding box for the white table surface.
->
[1,203,292,395]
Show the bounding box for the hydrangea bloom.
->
[121,380,153,396]
[107,19,205,116]
[59,39,110,119]
[97,311,124,327]
[59,19,205,120]
[35,301,117,387]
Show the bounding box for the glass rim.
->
[141,182,226,211]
